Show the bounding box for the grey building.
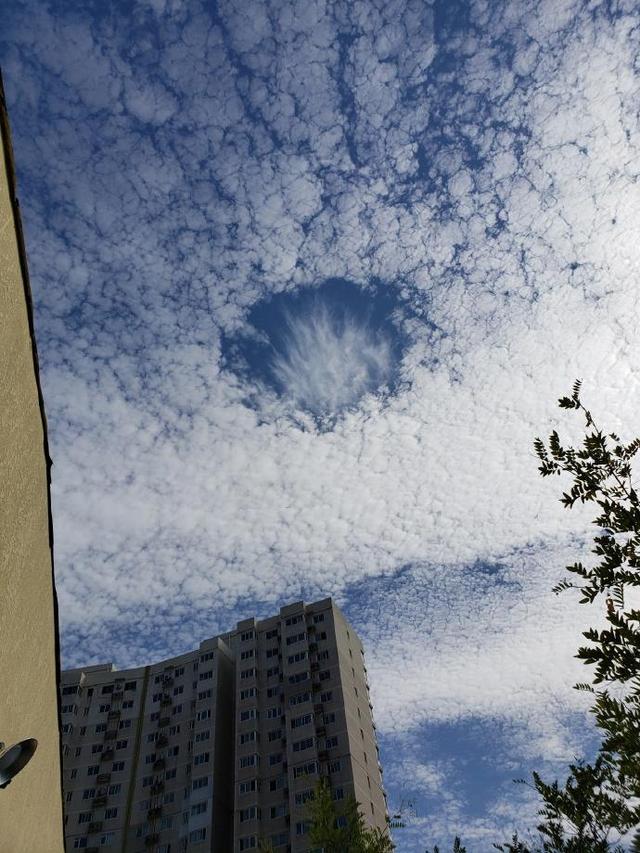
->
[59,599,388,852]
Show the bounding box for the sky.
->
[2,0,640,848]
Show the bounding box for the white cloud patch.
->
[261,298,396,417]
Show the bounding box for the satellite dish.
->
[0,739,38,788]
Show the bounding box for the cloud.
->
[2,0,640,847]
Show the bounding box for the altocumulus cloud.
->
[2,0,640,848]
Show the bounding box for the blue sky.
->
[3,0,640,848]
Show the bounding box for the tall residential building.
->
[59,599,388,852]
[0,74,65,851]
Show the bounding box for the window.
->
[268,752,282,766]
[285,615,302,626]
[268,728,282,741]
[118,719,132,729]
[317,650,330,661]
[99,703,111,713]
[265,647,278,658]
[336,815,348,828]
[288,651,307,664]
[319,669,331,681]
[82,788,96,800]
[73,840,87,849]
[116,739,128,750]
[326,736,338,749]
[66,791,73,803]
[240,668,256,680]
[239,837,256,851]
[122,699,134,709]
[295,821,310,836]
[288,671,309,685]
[61,703,76,714]
[266,666,279,678]
[265,628,278,639]
[240,806,260,821]
[200,651,214,662]
[199,670,213,681]
[173,685,184,696]
[104,807,118,820]
[108,784,121,795]
[329,759,342,773]
[290,691,311,706]
[240,709,257,722]
[101,685,114,695]
[62,685,79,695]
[189,828,207,842]
[78,812,92,824]
[285,631,306,645]
[70,769,78,779]
[99,833,115,846]
[313,613,325,623]
[269,776,285,791]
[324,712,336,724]
[239,754,258,768]
[240,731,257,745]
[293,737,314,752]
[195,730,210,742]
[240,649,254,660]
[198,688,212,700]
[165,767,177,780]
[94,723,107,734]
[240,630,255,642]
[291,713,312,729]
[191,801,207,816]
[192,776,209,790]
[266,685,281,698]
[333,787,345,800]
[271,833,288,846]
[112,761,125,772]
[239,779,257,794]
[240,687,256,700]
[61,724,73,734]
[320,690,333,703]
[193,752,210,766]
[270,804,287,818]
[265,707,279,719]
[196,709,211,721]
[293,761,317,778]
[294,789,314,805]
[124,680,137,690]
[91,744,102,754]
[160,815,173,829]
[87,765,99,776]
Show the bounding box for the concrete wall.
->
[0,77,65,852]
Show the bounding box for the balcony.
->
[160,695,172,707]
[150,782,165,795]
[112,691,123,701]
[153,758,166,771]
[158,717,170,728]
[100,749,114,761]
[147,805,162,820]
[107,710,121,721]
[104,730,117,741]
[145,834,160,847]
[156,735,168,748]
[162,676,174,687]
[92,795,107,807]
[88,821,103,834]
[96,773,111,784]
[314,704,323,714]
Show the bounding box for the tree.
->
[492,382,640,851]
[307,778,395,852]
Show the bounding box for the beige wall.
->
[0,79,65,852]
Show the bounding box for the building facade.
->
[0,74,65,852]
[60,599,388,853]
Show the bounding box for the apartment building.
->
[60,638,235,852]
[232,599,387,853]
[60,599,387,852]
